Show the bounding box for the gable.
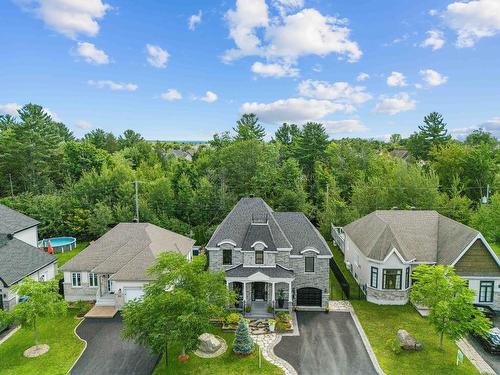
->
[454,239,500,277]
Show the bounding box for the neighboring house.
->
[206,197,332,312]
[60,223,195,309]
[389,149,410,161]
[0,204,57,310]
[332,210,500,310]
[165,149,193,161]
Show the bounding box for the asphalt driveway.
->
[274,311,378,375]
[468,315,500,375]
[71,314,160,375]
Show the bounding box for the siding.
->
[454,239,500,276]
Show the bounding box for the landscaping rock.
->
[198,333,222,354]
[23,344,50,358]
[397,329,422,351]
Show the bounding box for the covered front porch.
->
[225,265,294,316]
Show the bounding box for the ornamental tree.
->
[122,253,234,366]
[233,317,254,355]
[11,278,67,345]
[410,265,491,350]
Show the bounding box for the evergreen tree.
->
[295,122,329,178]
[417,112,451,158]
[275,123,301,145]
[233,113,265,141]
[233,318,254,355]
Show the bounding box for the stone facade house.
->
[0,204,56,310]
[206,197,332,313]
[332,210,500,310]
[61,223,195,310]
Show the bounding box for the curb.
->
[0,326,20,345]
[349,309,386,375]
[457,337,495,375]
[66,318,87,375]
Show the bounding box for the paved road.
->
[468,315,500,375]
[274,311,378,375]
[72,314,160,375]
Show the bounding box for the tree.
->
[295,122,329,179]
[410,265,490,351]
[274,123,301,145]
[233,114,265,141]
[118,129,144,149]
[122,253,234,366]
[470,192,500,243]
[84,128,119,153]
[11,278,67,345]
[465,129,498,147]
[417,112,451,158]
[233,317,254,355]
[63,140,110,180]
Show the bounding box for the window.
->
[405,267,410,289]
[223,249,232,265]
[71,272,81,287]
[383,269,402,290]
[255,250,264,265]
[479,281,494,303]
[89,273,98,287]
[305,257,315,272]
[370,267,378,288]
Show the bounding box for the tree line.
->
[0,105,498,244]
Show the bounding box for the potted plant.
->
[267,304,273,314]
[268,319,277,332]
[277,289,285,308]
[245,304,251,313]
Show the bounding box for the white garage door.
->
[124,287,144,303]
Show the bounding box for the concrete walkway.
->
[84,305,117,318]
[457,338,496,375]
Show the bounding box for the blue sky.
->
[0,0,499,140]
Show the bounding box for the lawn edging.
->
[0,326,20,345]
[456,338,495,375]
[66,318,87,374]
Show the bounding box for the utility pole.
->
[9,174,14,197]
[133,180,140,223]
[482,184,490,204]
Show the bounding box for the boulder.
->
[198,333,222,354]
[397,329,422,351]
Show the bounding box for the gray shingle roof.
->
[0,204,39,235]
[343,210,479,263]
[0,235,55,287]
[61,223,195,281]
[207,197,331,256]
[225,264,294,278]
[241,223,277,251]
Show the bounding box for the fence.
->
[329,258,366,300]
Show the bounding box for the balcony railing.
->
[331,224,345,253]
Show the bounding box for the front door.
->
[253,282,265,301]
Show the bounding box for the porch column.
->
[271,282,275,303]
[242,282,247,302]
[288,281,292,302]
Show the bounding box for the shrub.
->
[233,318,254,355]
[276,311,291,322]
[267,305,273,313]
[245,305,251,313]
[225,312,241,326]
[387,337,402,354]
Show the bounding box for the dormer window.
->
[255,250,264,265]
[223,249,232,265]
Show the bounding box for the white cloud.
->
[188,10,202,31]
[272,0,304,16]
[0,103,21,116]
[251,61,299,77]
[146,44,169,68]
[88,80,138,91]
[420,30,446,50]
[443,0,500,47]
[200,91,218,103]
[18,0,110,39]
[322,119,368,134]
[374,93,416,115]
[451,118,500,139]
[386,71,407,87]
[223,2,361,64]
[241,98,355,124]
[429,9,439,16]
[297,80,372,104]
[161,89,182,101]
[42,108,60,122]
[420,69,448,86]
[76,42,109,64]
[75,120,93,130]
[356,72,370,82]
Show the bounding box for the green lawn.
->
[0,308,85,375]
[351,301,478,375]
[55,241,89,267]
[153,326,283,375]
[491,242,500,256]
[328,241,362,299]
[329,269,343,300]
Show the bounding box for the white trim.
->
[367,248,413,264]
[277,248,293,251]
[217,239,236,247]
[300,248,320,254]
[460,275,500,280]
[289,254,331,259]
[251,241,268,249]
[226,275,294,283]
[451,234,500,267]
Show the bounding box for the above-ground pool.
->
[38,237,76,253]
